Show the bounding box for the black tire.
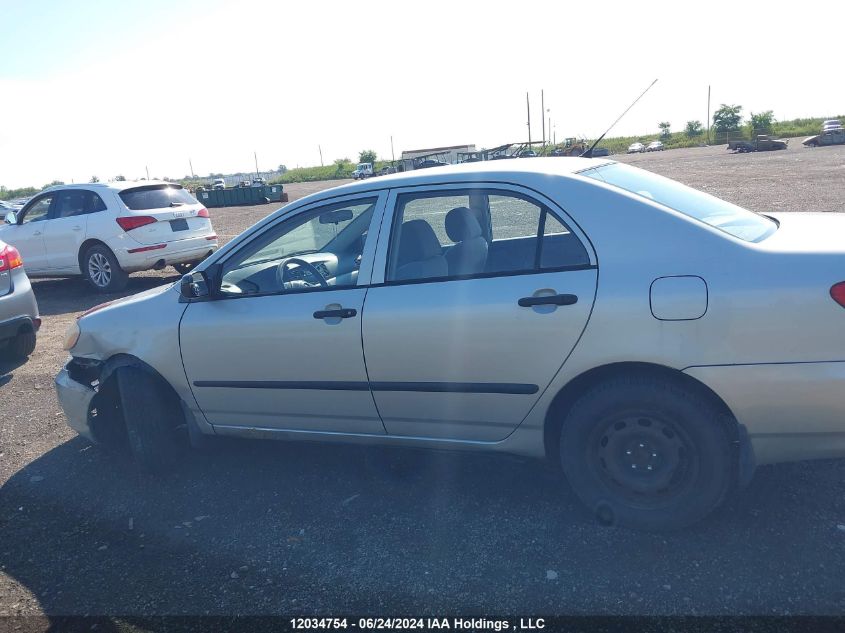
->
[0,330,36,359]
[173,262,195,275]
[559,376,734,531]
[83,244,128,293]
[116,366,185,473]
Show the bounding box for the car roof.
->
[325,157,614,195]
[41,180,178,194]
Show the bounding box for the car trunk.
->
[761,212,845,253]
[118,184,213,246]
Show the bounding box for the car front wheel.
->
[559,375,734,531]
[83,244,128,293]
[116,366,186,473]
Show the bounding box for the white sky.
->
[1,0,841,188]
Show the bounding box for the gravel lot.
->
[2,144,844,619]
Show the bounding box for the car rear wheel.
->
[83,244,128,293]
[559,376,734,531]
[116,366,185,473]
[1,331,36,359]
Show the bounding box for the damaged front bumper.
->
[55,362,97,442]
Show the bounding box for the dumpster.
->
[194,184,287,208]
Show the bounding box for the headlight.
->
[63,321,80,351]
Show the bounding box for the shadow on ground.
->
[1,436,844,616]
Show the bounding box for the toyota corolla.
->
[55,158,845,530]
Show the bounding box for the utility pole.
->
[541,89,545,146]
[318,145,324,166]
[707,85,711,145]
[189,158,194,178]
[526,92,532,144]
[254,151,259,177]
[145,165,149,181]
[390,135,395,164]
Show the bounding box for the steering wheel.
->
[277,257,329,288]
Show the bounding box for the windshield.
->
[119,185,198,210]
[580,162,778,242]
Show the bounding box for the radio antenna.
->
[582,78,658,157]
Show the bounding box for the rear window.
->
[119,185,198,210]
[580,162,778,242]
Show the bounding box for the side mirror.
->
[4,211,17,225]
[180,271,209,299]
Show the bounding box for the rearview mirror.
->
[4,211,17,225]
[319,209,353,224]
[180,271,209,299]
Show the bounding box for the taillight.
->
[0,244,23,272]
[197,208,210,218]
[830,282,845,308]
[116,216,156,231]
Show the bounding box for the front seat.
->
[394,220,449,281]
[444,207,488,276]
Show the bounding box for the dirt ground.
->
[1,145,844,620]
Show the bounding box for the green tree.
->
[114,175,126,181]
[90,175,100,183]
[658,122,671,139]
[277,164,288,174]
[712,104,743,132]
[334,157,351,177]
[44,180,65,187]
[749,110,775,135]
[358,149,377,164]
[684,120,704,137]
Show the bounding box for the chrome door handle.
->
[518,294,578,307]
[33,230,42,236]
[313,308,357,319]
[72,226,82,231]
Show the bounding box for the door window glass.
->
[386,189,589,282]
[53,191,89,218]
[220,198,377,296]
[21,196,53,223]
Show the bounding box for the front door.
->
[361,185,598,441]
[180,193,387,435]
[3,193,54,273]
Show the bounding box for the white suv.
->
[0,182,218,292]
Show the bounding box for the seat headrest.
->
[445,207,482,242]
[398,219,442,265]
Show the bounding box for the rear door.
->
[361,183,598,442]
[117,184,212,245]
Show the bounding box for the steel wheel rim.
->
[590,412,699,507]
[88,252,111,287]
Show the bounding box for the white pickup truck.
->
[351,163,374,180]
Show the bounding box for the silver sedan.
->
[55,158,845,530]
[0,238,40,359]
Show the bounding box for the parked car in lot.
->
[627,142,645,153]
[0,182,218,293]
[55,158,845,530]
[821,119,842,132]
[0,239,39,359]
[212,179,226,190]
[803,128,845,148]
[645,140,665,152]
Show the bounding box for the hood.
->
[761,212,845,253]
[80,282,177,322]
